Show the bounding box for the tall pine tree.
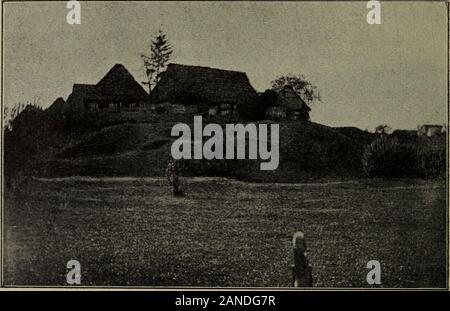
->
[141,29,173,105]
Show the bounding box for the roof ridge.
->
[73,83,95,86]
[167,63,247,75]
[96,63,132,86]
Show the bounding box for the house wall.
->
[291,109,310,121]
[426,127,443,137]
[266,106,310,121]
[267,106,287,120]
[86,100,147,113]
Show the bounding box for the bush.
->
[362,136,445,179]
[416,142,446,179]
[4,104,52,186]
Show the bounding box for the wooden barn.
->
[66,64,149,115]
[266,85,311,121]
[151,63,258,116]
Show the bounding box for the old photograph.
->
[1,1,448,288]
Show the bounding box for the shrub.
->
[416,142,446,179]
[362,136,397,177]
[4,104,53,187]
[362,136,445,179]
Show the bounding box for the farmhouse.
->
[151,63,258,116]
[417,124,446,137]
[65,64,149,115]
[266,85,311,121]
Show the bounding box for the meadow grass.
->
[3,177,446,287]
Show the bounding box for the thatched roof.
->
[277,85,311,112]
[66,84,97,112]
[93,64,149,102]
[47,97,67,113]
[152,63,258,105]
[72,84,97,97]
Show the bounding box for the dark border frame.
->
[0,0,448,290]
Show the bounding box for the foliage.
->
[362,136,445,178]
[3,103,47,188]
[3,102,27,131]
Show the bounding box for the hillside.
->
[36,121,374,182]
[333,126,375,146]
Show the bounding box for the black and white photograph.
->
[1,0,448,290]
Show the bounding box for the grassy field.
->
[3,177,447,288]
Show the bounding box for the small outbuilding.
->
[266,85,311,121]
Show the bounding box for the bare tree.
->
[3,103,25,131]
[3,98,42,131]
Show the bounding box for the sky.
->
[2,1,448,130]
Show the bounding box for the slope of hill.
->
[37,121,373,182]
[245,121,370,182]
[333,126,375,146]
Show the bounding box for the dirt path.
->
[34,176,443,190]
